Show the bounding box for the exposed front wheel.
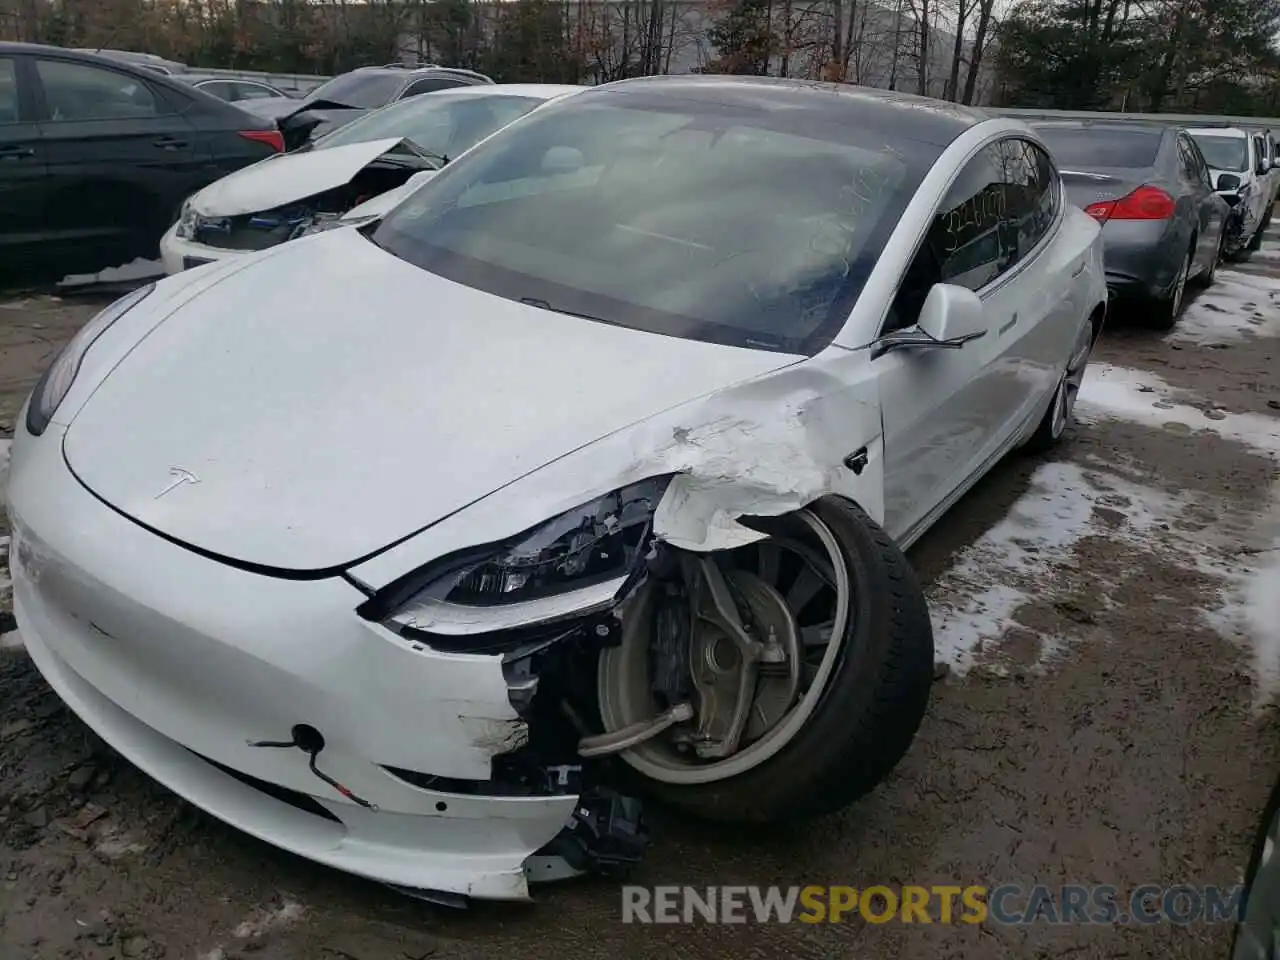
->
[595,498,934,823]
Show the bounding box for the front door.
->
[0,54,51,282]
[31,55,201,272]
[877,143,1021,541]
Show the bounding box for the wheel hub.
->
[684,570,799,757]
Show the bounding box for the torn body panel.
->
[349,348,886,590]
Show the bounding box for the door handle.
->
[152,136,188,150]
[1071,261,1086,278]
[0,145,35,160]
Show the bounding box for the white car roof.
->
[439,83,589,101]
[1185,127,1248,140]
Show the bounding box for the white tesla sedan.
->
[7,77,1106,903]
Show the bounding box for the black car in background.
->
[0,42,285,286]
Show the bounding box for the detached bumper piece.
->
[529,787,649,882]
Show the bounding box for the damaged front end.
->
[179,142,440,254]
[356,470,856,893]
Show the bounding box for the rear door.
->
[0,52,51,278]
[1177,133,1220,272]
[31,55,203,266]
[991,137,1078,436]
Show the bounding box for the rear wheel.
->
[1190,231,1220,289]
[1026,312,1097,451]
[596,498,934,823]
[1147,246,1193,329]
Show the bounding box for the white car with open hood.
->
[159,83,583,275]
[8,77,1107,904]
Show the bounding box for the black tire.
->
[1025,310,1100,453]
[627,497,935,824]
[1248,212,1268,252]
[1146,246,1193,329]
[1190,231,1220,289]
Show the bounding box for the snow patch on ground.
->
[58,258,162,289]
[929,461,1188,674]
[1203,487,1280,701]
[1171,268,1280,344]
[1075,363,1280,698]
[1076,363,1280,455]
[232,899,305,939]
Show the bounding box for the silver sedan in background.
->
[1033,121,1229,329]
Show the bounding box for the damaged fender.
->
[349,350,886,587]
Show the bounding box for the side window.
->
[1000,138,1057,262]
[886,144,1010,332]
[1253,135,1266,172]
[37,59,162,121]
[1184,137,1213,187]
[1024,140,1059,250]
[1176,137,1199,181]
[0,58,18,123]
[195,80,233,101]
[401,77,466,99]
[235,83,281,100]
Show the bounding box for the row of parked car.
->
[0,41,498,285]
[1,39,1277,320]
[1021,117,1278,326]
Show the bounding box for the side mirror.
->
[917,282,988,343]
[1217,173,1242,192]
[871,284,988,360]
[1256,159,1269,176]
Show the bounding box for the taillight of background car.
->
[238,129,285,153]
[1084,185,1176,224]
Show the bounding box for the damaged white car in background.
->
[8,76,1107,904]
[159,83,583,275]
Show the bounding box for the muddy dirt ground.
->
[0,228,1278,960]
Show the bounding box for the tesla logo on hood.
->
[155,467,201,500]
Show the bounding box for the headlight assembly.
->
[370,476,672,639]
[174,200,197,239]
[25,283,155,437]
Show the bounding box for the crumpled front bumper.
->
[6,422,582,900]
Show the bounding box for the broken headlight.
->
[174,200,198,240]
[379,476,671,637]
[26,283,155,437]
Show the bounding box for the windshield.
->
[1034,126,1161,169]
[372,90,926,355]
[305,72,404,110]
[1190,134,1248,172]
[315,93,545,158]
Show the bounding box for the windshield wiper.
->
[520,297,618,326]
[398,139,448,170]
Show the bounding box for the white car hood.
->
[190,137,408,217]
[63,229,797,571]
